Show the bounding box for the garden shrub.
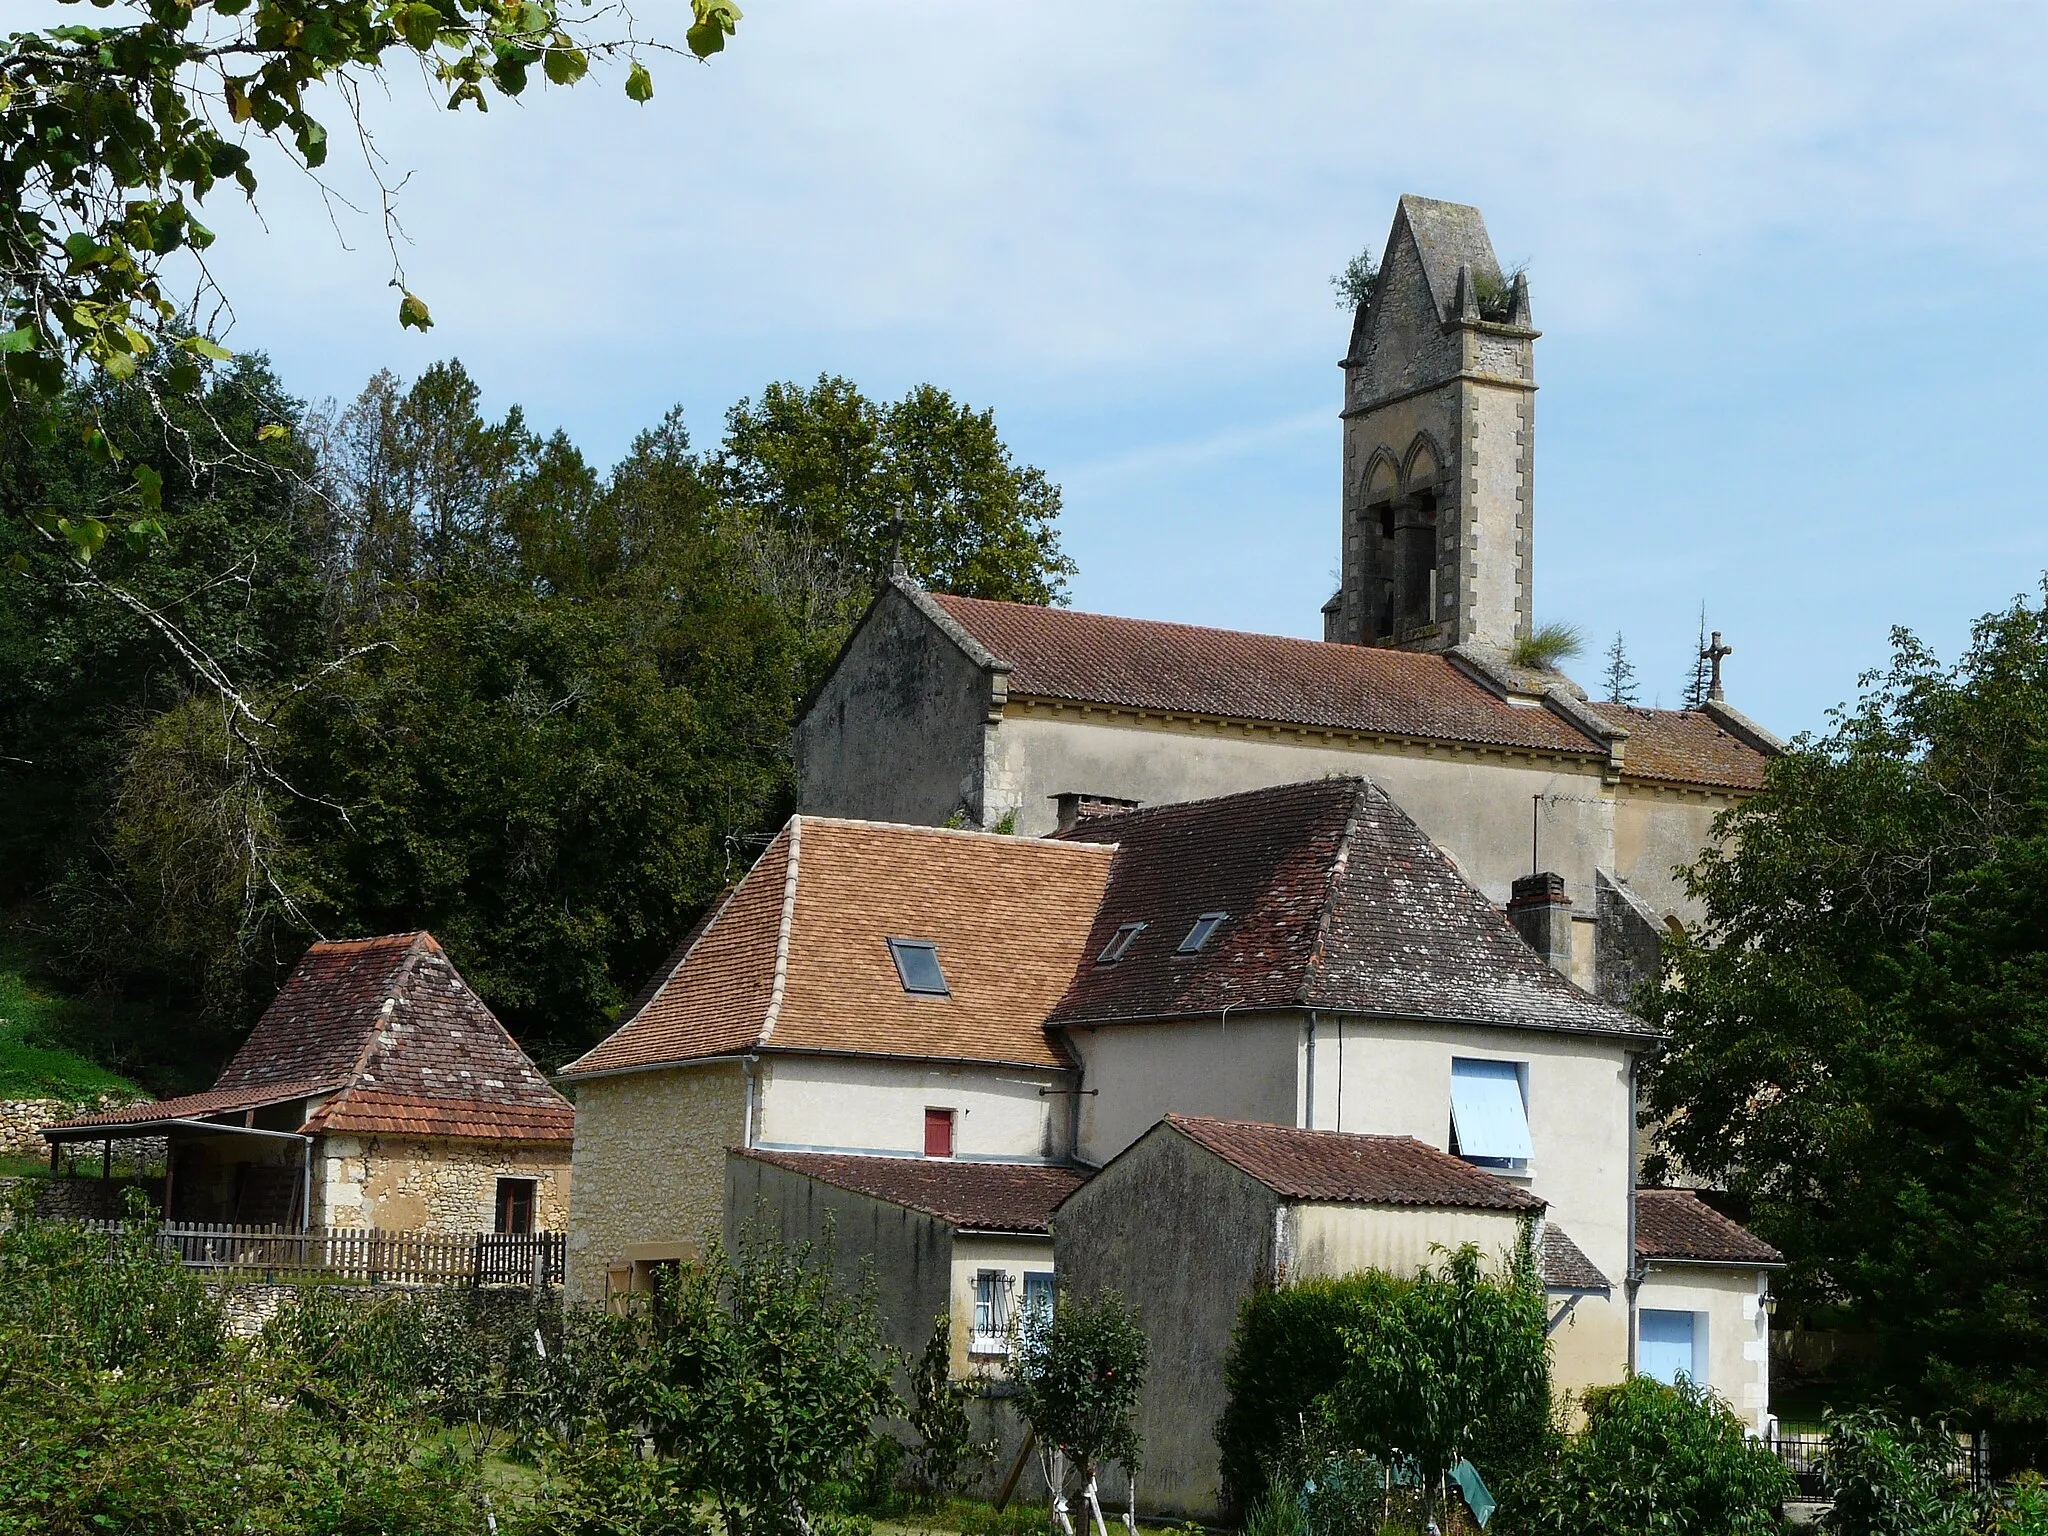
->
[1012,1286,1148,1479]
[1820,1408,1974,1536]
[1507,1375,1791,1536]
[1220,1245,1549,1519]
[907,1312,991,1506]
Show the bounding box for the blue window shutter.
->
[1639,1309,1698,1385]
[1450,1059,1534,1162]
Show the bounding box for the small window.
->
[924,1107,957,1159]
[1022,1270,1056,1337]
[888,938,950,996]
[1097,922,1146,964]
[971,1269,1013,1355]
[1449,1058,1534,1169]
[1178,912,1229,954]
[495,1177,537,1234]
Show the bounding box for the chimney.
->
[1051,792,1140,834]
[1507,872,1574,977]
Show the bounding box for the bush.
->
[1012,1287,1148,1478]
[1820,1408,1973,1536]
[906,1313,991,1506]
[1507,1375,1791,1536]
[1220,1245,1549,1519]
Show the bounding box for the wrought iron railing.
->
[1771,1432,1990,1500]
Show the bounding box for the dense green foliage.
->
[1,355,1073,1080]
[1645,587,2048,1442]
[1507,1376,1792,1536]
[0,951,143,1100]
[1219,1244,1549,1516]
[906,1312,991,1507]
[0,1194,914,1536]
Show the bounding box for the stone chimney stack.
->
[1051,792,1140,834]
[1507,872,1574,977]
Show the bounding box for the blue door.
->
[1639,1309,1700,1385]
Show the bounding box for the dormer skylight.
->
[1096,922,1146,965]
[1178,912,1228,954]
[887,938,950,996]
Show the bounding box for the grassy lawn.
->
[0,949,147,1103]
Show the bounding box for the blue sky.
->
[151,2,2048,737]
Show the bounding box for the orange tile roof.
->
[302,1089,574,1142]
[734,1149,1088,1233]
[561,819,1117,1078]
[1636,1189,1784,1265]
[1162,1115,1545,1211]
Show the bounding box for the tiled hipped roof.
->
[1541,1226,1612,1291]
[1636,1189,1785,1266]
[734,1149,1089,1233]
[48,933,572,1143]
[1054,779,1653,1039]
[927,591,1769,791]
[1166,1115,1545,1211]
[561,820,1117,1078]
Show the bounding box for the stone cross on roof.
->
[1702,631,1733,702]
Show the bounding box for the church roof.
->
[559,819,1116,1078]
[1392,194,1505,323]
[1052,778,1654,1040]
[48,933,573,1142]
[925,591,1768,790]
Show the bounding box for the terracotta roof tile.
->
[1054,779,1652,1039]
[1166,1115,1545,1211]
[1541,1225,1612,1291]
[53,933,572,1143]
[931,592,1598,756]
[45,1078,339,1134]
[734,1149,1088,1233]
[1635,1189,1783,1266]
[1585,704,1770,791]
[563,820,1116,1077]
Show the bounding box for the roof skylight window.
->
[887,938,950,997]
[1178,912,1229,954]
[1096,922,1146,965]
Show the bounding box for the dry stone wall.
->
[0,1092,150,1158]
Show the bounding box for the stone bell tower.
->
[1324,195,1536,655]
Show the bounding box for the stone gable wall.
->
[312,1133,571,1233]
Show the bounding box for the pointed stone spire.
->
[1507,269,1532,328]
[1452,262,1479,323]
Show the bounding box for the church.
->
[794,194,1779,1008]
[560,195,1787,1519]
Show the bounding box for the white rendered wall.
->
[1067,1013,1301,1167]
[755,1054,1070,1162]
[1288,1202,1527,1280]
[1638,1265,1775,1433]
[948,1233,1057,1377]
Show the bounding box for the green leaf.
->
[688,0,741,58]
[179,335,234,361]
[543,45,587,85]
[165,357,202,396]
[132,464,163,510]
[625,61,653,102]
[396,3,441,51]
[124,518,167,554]
[257,422,290,442]
[63,232,98,261]
[398,290,434,330]
[57,517,108,563]
[513,1,549,36]
[0,328,34,354]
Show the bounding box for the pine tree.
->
[1601,631,1639,706]
[1682,604,1712,711]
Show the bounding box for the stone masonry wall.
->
[0,1092,151,1159]
[567,1062,746,1302]
[313,1134,571,1233]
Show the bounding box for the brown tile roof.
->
[1583,704,1769,791]
[49,933,571,1143]
[1541,1225,1612,1291]
[562,819,1117,1078]
[931,592,1600,757]
[302,1089,573,1142]
[1635,1189,1783,1266]
[1053,779,1653,1039]
[734,1149,1089,1233]
[44,1078,339,1135]
[1166,1115,1545,1211]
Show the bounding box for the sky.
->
[126,2,2048,736]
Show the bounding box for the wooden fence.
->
[78,1220,565,1287]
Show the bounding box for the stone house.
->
[44,932,572,1233]
[556,818,1117,1302]
[1634,1188,1785,1427]
[793,195,1782,1007]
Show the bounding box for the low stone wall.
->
[0,1092,154,1158]
[0,1173,167,1220]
